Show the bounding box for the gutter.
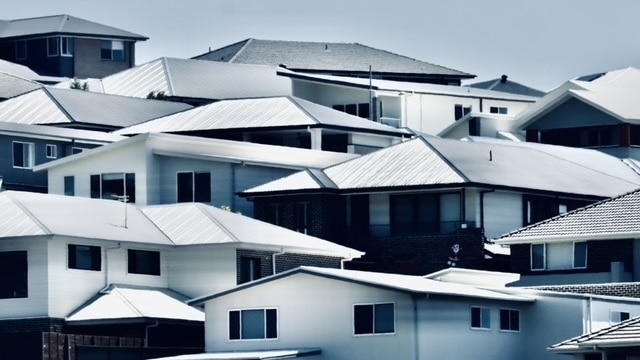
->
[272,248,285,275]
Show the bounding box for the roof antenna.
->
[112,194,129,228]
[489,150,493,161]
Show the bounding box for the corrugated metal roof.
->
[101,58,291,100]
[194,38,473,78]
[0,121,126,144]
[0,14,147,40]
[468,76,546,97]
[493,188,640,244]
[66,285,203,323]
[0,59,42,80]
[0,72,42,99]
[114,96,409,136]
[550,316,640,352]
[0,87,192,128]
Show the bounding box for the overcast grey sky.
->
[4,0,640,91]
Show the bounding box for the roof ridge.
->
[160,57,175,96]
[41,87,76,123]
[4,192,53,235]
[418,136,471,182]
[287,96,321,125]
[229,38,254,63]
[113,287,144,317]
[192,203,240,243]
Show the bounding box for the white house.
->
[181,267,640,360]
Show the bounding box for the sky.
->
[3,0,640,92]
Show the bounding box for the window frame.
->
[127,249,161,276]
[12,141,35,169]
[610,310,630,324]
[228,308,278,341]
[60,36,73,57]
[470,306,491,330]
[499,308,520,332]
[176,171,211,203]
[64,175,75,196]
[489,106,508,115]
[46,144,57,159]
[68,244,101,271]
[0,250,28,299]
[531,242,588,271]
[239,256,261,284]
[15,40,27,60]
[90,172,136,203]
[573,241,588,269]
[47,37,59,57]
[353,302,396,336]
[530,243,546,271]
[101,40,125,61]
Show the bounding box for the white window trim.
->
[12,141,35,169]
[470,306,491,331]
[499,308,520,333]
[353,302,396,336]
[532,242,587,271]
[60,36,73,57]
[530,243,546,271]
[228,307,279,342]
[47,37,59,57]
[572,241,588,269]
[46,144,57,159]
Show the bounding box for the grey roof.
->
[242,135,640,198]
[550,316,640,353]
[99,57,291,101]
[114,96,410,136]
[493,188,640,244]
[0,87,192,129]
[193,38,474,79]
[0,191,361,258]
[468,75,546,97]
[0,72,42,98]
[190,266,534,305]
[0,14,147,40]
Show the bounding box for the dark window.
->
[128,249,160,275]
[390,193,446,235]
[295,202,310,234]
[47,37,59,57]
[90,173,135,203]
[13,141,34,168]
[490,106,508,114]
[499,309,520,331]
[68,244,101,271]
[267,203,283,225]
[46,144,57,159]
[358,103,370,119]
[573,242,587,268]
[469,117,480,136]
[101,40,124,61]
[239,256,261,284]
[354,303,395,335]
[531,243,545,270]
[177,172,211,203]
[332,103,370,119]
[229,309,277,340]
[454,104,472,120]
[524,195,590,226]
[471,307,491,329]
[611,311,630,324]
[60,37,74,56]
[64,176,75,196]
[0,251,28,299]
[15,40,27,60]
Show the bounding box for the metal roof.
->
[148,349,322,360]
[468,76,546,97]
[114,96,410,136]
[243,135,640,198]
[0,72,42,99]
[0,14,147,40]
[0,87,192,128]
[0,121,126,144]
[194,38,474,78]
[66,285,203,323]
[100,57,291,100]
[550,316,640,353]
[493,188,640,244]
[191,266,534,305]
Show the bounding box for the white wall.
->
[168,245,237,298]
[483,191,523,239]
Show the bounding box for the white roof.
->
[66,285,203,323]
[425,267,519,287]
[149,349,321,360]
[0,121,125,144]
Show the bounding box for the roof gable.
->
[469,76,546,97]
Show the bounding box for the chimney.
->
[500,74,508,83]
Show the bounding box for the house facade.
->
[0,191,361,359]
[185,267,640,360]
[241,136,640,275]
[0,14,147,78]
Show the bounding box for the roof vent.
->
[500,75,508,83]
[278,64,288,69]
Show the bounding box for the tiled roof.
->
[528,283,640,299]
[194,38,474,79]
[550,316,640,352]
[468,75,546,97]
[0,14,147,40]
[494,188,640,244]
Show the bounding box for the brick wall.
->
[529,283,640,298]
[236,249,343,284]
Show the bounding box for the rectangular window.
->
[177,171,211,203]
[531,243,545,271]
[128,249,160,276]
[573,242,587,268]
[295,202,310,234]
[499,309,520,332]
[15,40,27,60]
[60,37,74,56]
[101,40,125,61]
[610,311,630,324]
[267,203,283,226]
[46,144,57,159]
[47,37,59,57]
[332,103,370,119]
[64,176,75,196]
[490,106,508,114]
[354,303,395,335]
[454,104,472,120]
[229,308,278,340]
[471,307,491,330]
[531,242,587,270]
[0,251,28,299]
[90,173,136,203]
[12,141,34,169]
[68,244,101,271]
[239,256,261,284]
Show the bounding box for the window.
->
[490,106,508,114]
[499,309,520,332]
[229,308,277,340]
[128,249,160,275]
[354,303,395,335]
[47,37,59,57]
[239,256,261,284]
[295,202,310,234]
[64,176,75,196]
[90,173,136,203]
[267,203,283,226]
[531,242,587,271]
[333,103,370,119]
[524,195,590,226]
[68,244,101,271]
[177,172,211,203]
[13,141,34,169]
[101,40,125,61]
[471,307,491,330]
[610,311,630,324]
[60,37,73,56]
[46,144,57,159]
[15,40,27,60]
[0,251,28,299]
[454,104,472,120]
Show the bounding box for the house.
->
[239,135,640,275]
[0,14,147,78]
[492,188,640,287]
[0,86,193,131]
[0,122,125,192]
[550,315,640,359]
[279,71,537,135]
[468,74,546,97]
[36,132,358,215]
[79,57,292,105]
[181,266,640,360]
[114,96,411,154]
[0,190,361,359]
[193,38,475,85]
[515,67,640,160]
